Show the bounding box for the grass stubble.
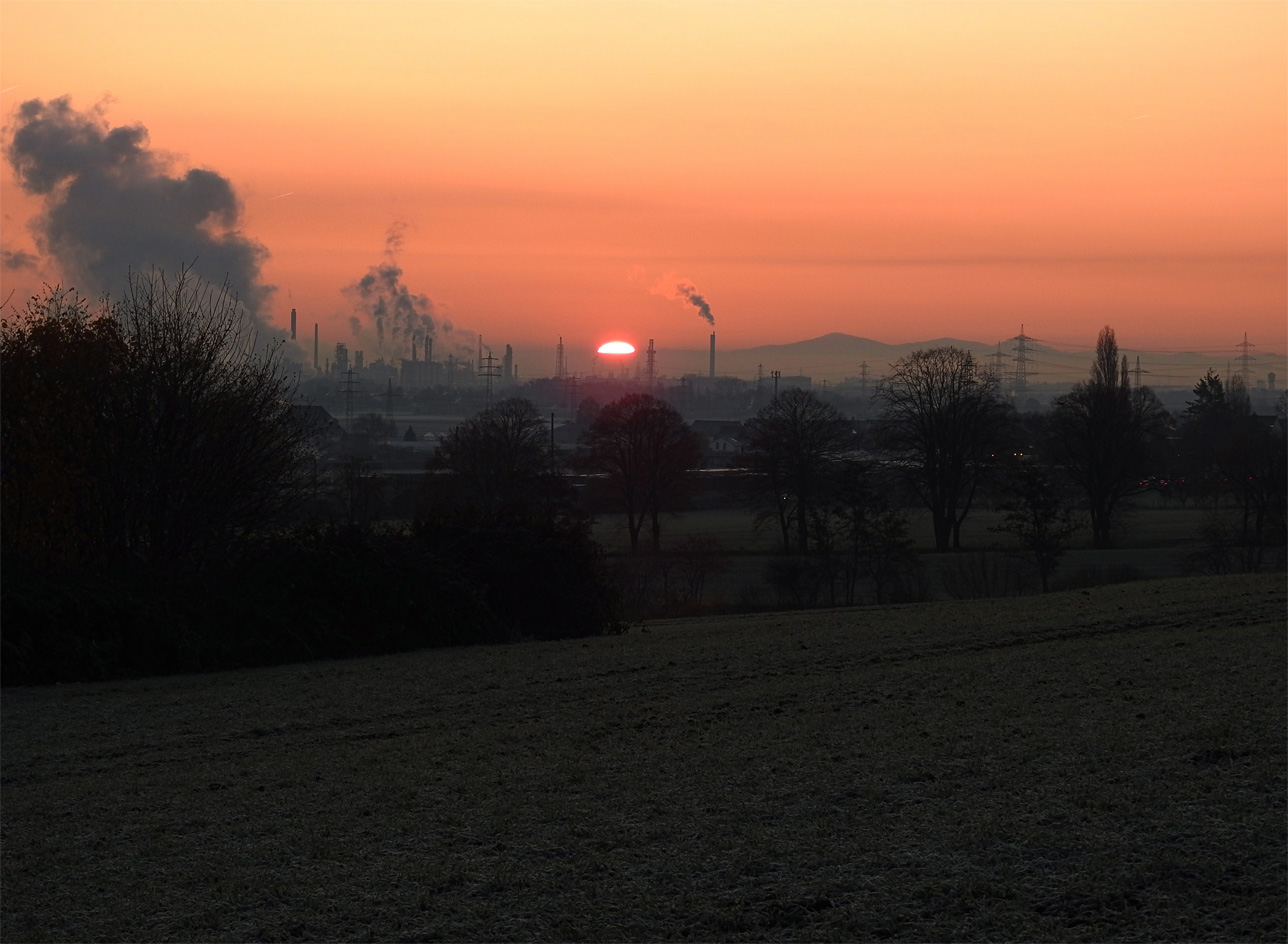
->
[1,573,1284,942]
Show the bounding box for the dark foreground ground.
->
[2,573,1284,942]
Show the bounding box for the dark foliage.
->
[1174,371,1286,571]
[1,273,307,574]
[1046,327,1169,549]
[989,459,1080,592]
[2,519,622,685]
[2,284,621,685]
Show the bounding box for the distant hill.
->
[517,332,1285,397]
[643,332,1285,395]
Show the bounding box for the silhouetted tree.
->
[1046,327,1169,548]
[1178,370,1286,570]
[874,347,1014,552]
[810,459,919,605]
[744,388,853,554]
[581,393,702,553]
[1,287,128,571]
[332,455,386,527]
[426,397,566,519]
[989,459,1079,592]
[2,270,307,573]
[672,535,726,607]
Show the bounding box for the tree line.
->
[1,274,623,685]
[4,272,1283,682]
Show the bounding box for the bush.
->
[1,520,623,686]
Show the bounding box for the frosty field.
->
[2,573,1283,942]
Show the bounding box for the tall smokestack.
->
[290,308,297,340]
[709,332,715,380]
[426,337,432,363]
[313,324,319,372]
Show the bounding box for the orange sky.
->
[2,0,1284,369]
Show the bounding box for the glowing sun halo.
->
[597,341,635,355]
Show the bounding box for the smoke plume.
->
[4,96,275,332]
[652,275,715,325]
[2,249,38,271]
[342,224,451,357]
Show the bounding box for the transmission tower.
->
[1236,332,1255,385]
[555,336,566,380]
[340,368,360,430]
[1129,355,1150,390]
[986,343,1010,387]
[859,361,870,399]
[1010,324,1038,402]
[478,344,500,406]
[646,339,656,388]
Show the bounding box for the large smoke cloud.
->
[651,274,715,325]
[343,223,458,358]
[5,96,275,332]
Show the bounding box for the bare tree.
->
[1047,327,1169,549]
[2,270,308,572]
[581,394,702,553]
[989,459,1079,592]
[875,347,1014,552]
[744,388,853,554]
[427,397,565,519]
[113,269,308,566]
[813,459,919,605]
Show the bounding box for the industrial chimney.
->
[709,332,716,380]
[290,308,297,340]
[313,324,319,372]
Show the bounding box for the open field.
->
[592,505,1224,557]
[2,573,1284,942]
[594,505,1251,613]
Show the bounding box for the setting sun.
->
[0,0,1283,366]
[597,341,635,355]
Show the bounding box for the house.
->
[690,419,747,468]
[291,404,344,453]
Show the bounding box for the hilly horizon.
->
[627,331,1287,390]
